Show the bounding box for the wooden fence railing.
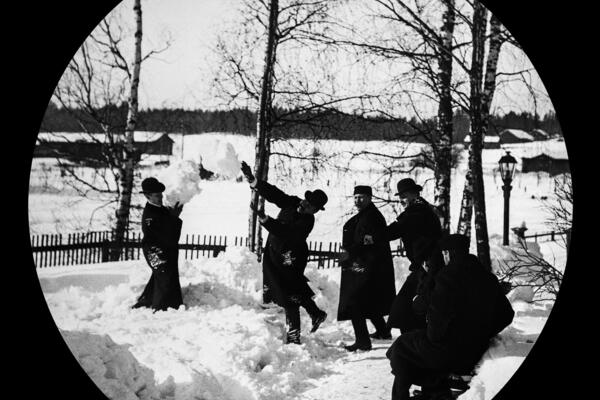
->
[30,230,406,269]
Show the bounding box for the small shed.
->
[521,153,570,176]
[499,129,534,144]
[463,134,501,149]
[34,132,174,160]
[530,129,550,141]
[133,132,174,156]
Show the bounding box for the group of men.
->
[133,163,515,400]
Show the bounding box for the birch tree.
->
[456,8,505,268]
[49,0,168,259]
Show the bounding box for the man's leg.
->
[389,353,416,400]
[284,305,301,344]
[370,315,392,338]
[300,297,327,333]
[388,270,425,333]
[345,318,372,351]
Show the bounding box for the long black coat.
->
[135,202,183,311]
[255,180,316,307]
[387,254,515,375]
[386,197,444,331]
[337,203,396,320]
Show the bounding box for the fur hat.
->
[439,234,470,253]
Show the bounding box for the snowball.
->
[199,140,241,179]
[156,159,202,207]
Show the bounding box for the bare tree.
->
[47,0,169,259]
[497,239,563,302]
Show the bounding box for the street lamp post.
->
[498,151,517,245]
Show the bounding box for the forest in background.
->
[40,102,562,142]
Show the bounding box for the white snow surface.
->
[38,245,548,400]
[30,134,566,399]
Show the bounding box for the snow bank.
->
[40,247,348,400]
[156,159,202,207]
[61,329,160,400]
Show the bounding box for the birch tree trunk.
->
[457,4,503,269]
[249,0,279,257]
[112,0,142,261]
[433,0,456,234]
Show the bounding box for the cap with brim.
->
[353,185,372,196]
[395,178,423,196]
[141,177,165,193]
[304,189,328,211]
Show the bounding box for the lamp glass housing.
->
[498,151,517,182]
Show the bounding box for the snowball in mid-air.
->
[156,159,202,207]
[198,140,241,179]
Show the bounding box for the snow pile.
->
[40,249,348,400]
[180,246,263,308]
[61,329,160,400]
[199,140,241,179]
[156,159,202,207]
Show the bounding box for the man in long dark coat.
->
[385,178,444,334]
[386,234,515,400]
[132,177,184,312]
[241,162,328,344]
[338,185,396,351]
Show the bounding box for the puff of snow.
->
[199,140,241,179]
[157,159,202,207]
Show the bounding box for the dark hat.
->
[439,234,470,253]
[141,177,165,193]
[353,185,372,196]
[395,178,423,196]
[305,189,328,211]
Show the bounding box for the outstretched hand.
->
[240,161,255,183]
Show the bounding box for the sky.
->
[69,0,555,116]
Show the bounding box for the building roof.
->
[531,128,550,138]
[37,131,169,144]
[522,152,568,161]
[463,135,500,143]
[500,129,534,141]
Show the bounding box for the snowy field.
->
[37,241,548,400]
[28,133,569,268]
[29,133,569,400]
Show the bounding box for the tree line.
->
[41,102,562,142]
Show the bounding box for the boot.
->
[369,330,392,340]
[286,328,301,345]
[344,342,372,352]
[310,310,327,333]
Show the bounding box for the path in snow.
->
[299,340,395,400]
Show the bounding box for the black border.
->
[10,0,591,399]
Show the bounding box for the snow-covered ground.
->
[29,133,569,399]
[37,240,549,400]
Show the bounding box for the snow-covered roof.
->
[500,129,534,141]
[531,128,550,138]
[464,135,500,143]
[37,131,167,143]
[522,152,568,161]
